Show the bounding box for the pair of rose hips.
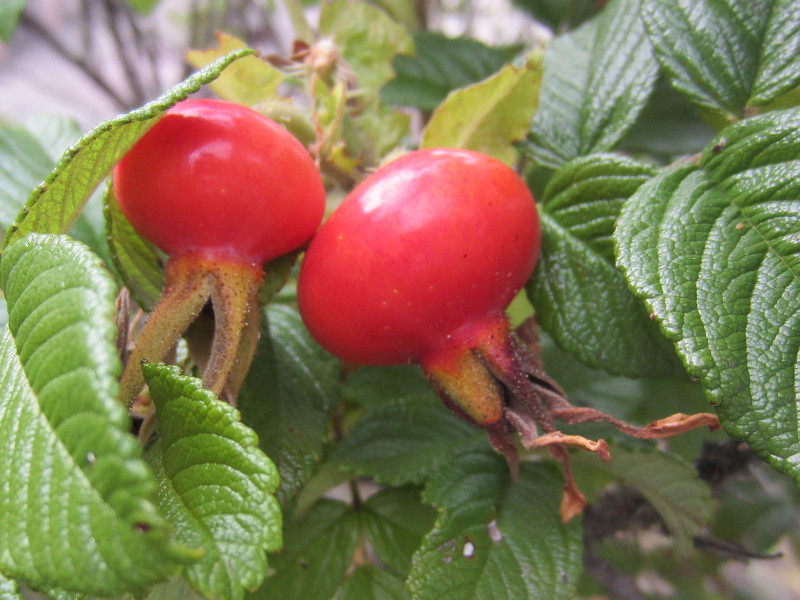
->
[115,98,540,435]
[115,99,717,518]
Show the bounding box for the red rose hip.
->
[298,148,540,369]
[299,148,543,430]
[298,148,719,521]
[115,98,325,406]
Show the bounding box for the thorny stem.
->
[330,399,374,576]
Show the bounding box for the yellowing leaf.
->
[327,143,361,176]
[352,104,410,163]
[254,100,317,146]
[422,51,544,166]
[186,33,284,106]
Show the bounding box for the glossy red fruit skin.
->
[297,148,540,367]
[113,98,325,265]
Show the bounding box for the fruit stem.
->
[119,254,214,408]
[118,252,264,408]
[204,260,263,404]
[421,314,721,522]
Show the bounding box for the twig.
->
[694,535,783,561]
[80,0,92,55]
[125,1,163,96]
[103,0,148,106]
[19,8,131,108]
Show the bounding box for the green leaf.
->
[522,0,659,168]
[421,51,543,166]
[527,153,685,379]
[614,108,800,482]
[292,463,355,519]
[620,76,717,157]
[123,577,207,600]
[237,305,340,505]
[752,1,800,105]
[258,252,300,306]
[125,0,161,15]
[2,48,254,250]
[0,0,27,41]
[68,191,114,275]
[419,441,509,541]
[104,183,164,311]
[330,391,483,486]
[343,364,433,408]
[86,577,209,600]
[0,574,21,600]
[250,499,360,600]
[512,0,599,30]
[641,0,800,115]
[369,0,421,31]
[336,566,408,600]
[186,34,285,106]
[0,118,111,266]
[317,0,414,165]
[0,123,54,236]
[0,116,83,231]
[381,31,522,111]
[0,234,191,596]
[579,443,712,553]
[408,458,583,600]
[339,100,411,170]
[22,115,82,163]
[361,487,436,577]
[319,0,414,97]
[143,363,281,600]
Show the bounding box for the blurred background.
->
[0,0,542,129]
[2,2,800,599]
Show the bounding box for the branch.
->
[102,0,149,106]
[19,9,131,108]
